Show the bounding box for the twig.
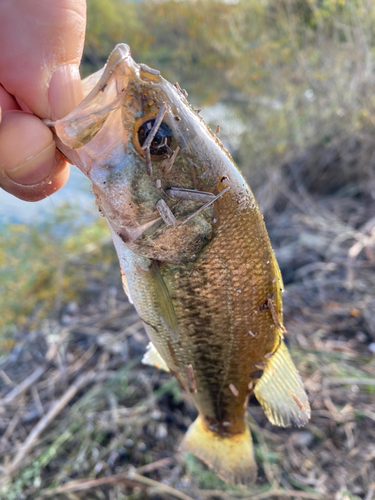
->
[359,409,375,421]
[126,471,194,500]
[141,103,166,151]
[161,146,180,175]
[198,489,323,499]
[0,366,45,406]
[44,328,73,361]
[41,475,148,496]
[250,489,323,500]
[0,412,20,452]
[40,469,194,500]
[178,187,230,226]
[0,370,15,386]
[6,371,111,475]
[66,345,97,376]
[366,484,374,500]
[165,187,215,203]
[31,384,44,417]
[156,199,177,226]
[327,378,375,386]
[0,320,99,406]
[135,456,175,474]
[145,147,152,176]
[141,103,166,177]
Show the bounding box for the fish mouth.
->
[89,43,164,100]
[83,43,163,96]
[53,44,164,153]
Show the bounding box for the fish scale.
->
[49,43,310,485]
[159,189,280,427]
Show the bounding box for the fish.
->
[48,44,310,485]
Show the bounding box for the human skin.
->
[0,0,86,202]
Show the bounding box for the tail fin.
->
[180,415,257,485]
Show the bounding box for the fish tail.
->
[180,415,257,485]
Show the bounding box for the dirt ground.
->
[0,130,374,500]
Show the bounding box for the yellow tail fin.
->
[180,415,257,485]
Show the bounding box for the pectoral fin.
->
[254,341,310,427]
[120,267,134,304]
[143,261,180,342]
[142,342,170,372]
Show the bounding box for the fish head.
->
[53,44,227,243]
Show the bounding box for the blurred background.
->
[1,1,375,499]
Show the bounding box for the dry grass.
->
[0,130,374,500]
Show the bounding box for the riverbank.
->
[1,129,374,499]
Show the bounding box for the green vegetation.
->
[84,0,375,177]
[0,207,113,342]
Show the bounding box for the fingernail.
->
[49,64,83,120]
[5,142,56,185]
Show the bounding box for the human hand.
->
[0,0,86,202]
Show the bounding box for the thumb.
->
[0,0,86,120]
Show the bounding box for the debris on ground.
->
[0,130,374,500]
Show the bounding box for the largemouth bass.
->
[49,44,310,485]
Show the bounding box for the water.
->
[0,167,96,226]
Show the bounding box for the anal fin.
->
[142,342,170,372]
[254,341,310,427]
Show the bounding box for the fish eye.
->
[138,119,172,157]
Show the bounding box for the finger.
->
[0,110,69,201]
[0,84,20,114]
[0,0,86,201]
[0,0,86,119]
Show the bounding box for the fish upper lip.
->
[97,43,162,90]
[99,43,132,81]
[50,44,162,155]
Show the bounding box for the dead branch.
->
[135,456,175,474]
[250,490,324,500]
[0,366,45,406]
[198,488,323,499]
[40,469,194,500]
[0,412,21,452]
[6,371,112,475]
[327,378,375,386]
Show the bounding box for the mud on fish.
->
[49,44,310,485]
